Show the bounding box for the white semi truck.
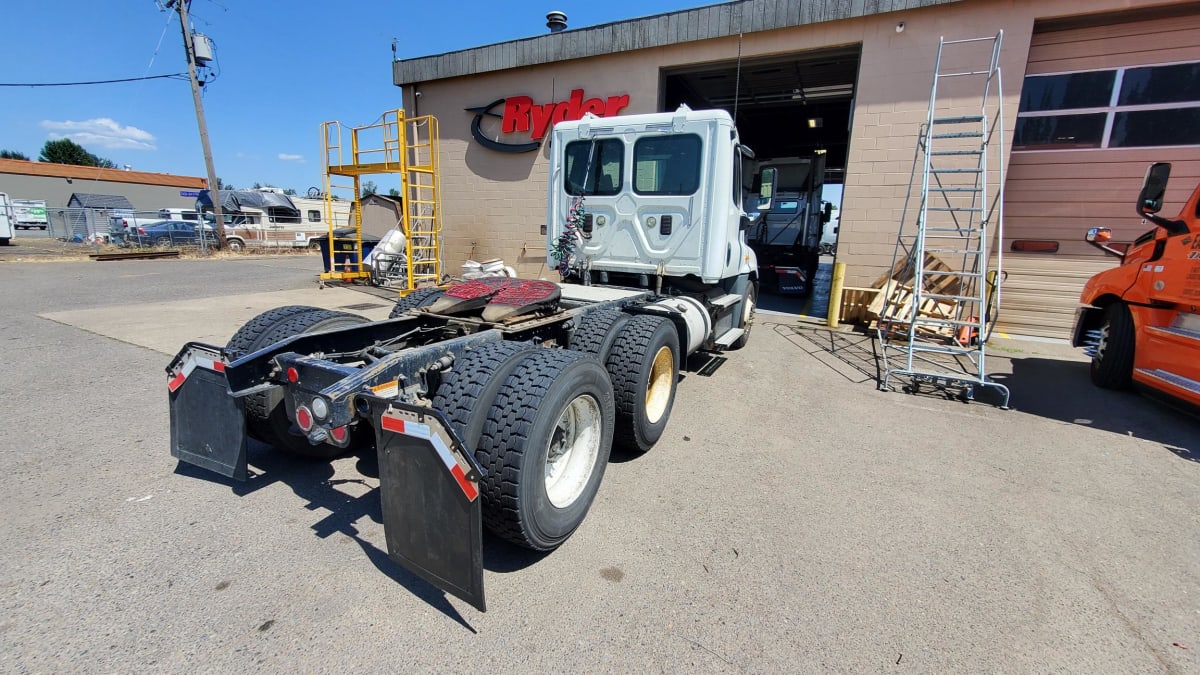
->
[166,106,774,611]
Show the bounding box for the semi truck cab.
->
[1072,162,1200,409]
[547,106,770,290]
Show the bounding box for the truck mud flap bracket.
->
[167,343,248,481]
[370,399,487,612]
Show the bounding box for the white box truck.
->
[12,199,48,230]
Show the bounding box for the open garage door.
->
[662,45,860,318]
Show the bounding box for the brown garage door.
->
[998,10,1200,339]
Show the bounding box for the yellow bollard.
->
[826,262,846,328]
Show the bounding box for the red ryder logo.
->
[503,89,630,140]
[466,89,630,153]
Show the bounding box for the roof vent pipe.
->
[546,11,567,33]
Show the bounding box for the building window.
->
[307,209,321,222]
[633,134,702,196]
[1015,61,1200,150]
[565,139,624,196]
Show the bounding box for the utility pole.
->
[168,0,227,249]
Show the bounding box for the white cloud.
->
[278,153,304,162]
[40,117,156,151]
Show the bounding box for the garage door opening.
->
[661,44,860,318]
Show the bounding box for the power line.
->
[0,73,188,87]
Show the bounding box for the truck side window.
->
[634,134,702,196]
[565,139,624,196]
[308,210,321,222]
[732,150,742,209]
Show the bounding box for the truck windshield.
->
[565,139,624,196]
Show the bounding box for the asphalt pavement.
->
[1,253,1197,672]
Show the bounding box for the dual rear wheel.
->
[225,305,369,458]
[434,343,616,550]
[433,312,681,550]
[225,303,683,552]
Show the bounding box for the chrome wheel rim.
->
[545,394,603,508]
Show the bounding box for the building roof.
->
[393,0,961,84]
[67,193,135,210]
[361,193,404,207]
[0,158,207,189]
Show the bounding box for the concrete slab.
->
[40,287,397,355]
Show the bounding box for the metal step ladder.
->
[877,31,1011,408]
[320,110,444,292]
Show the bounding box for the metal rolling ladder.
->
[320,110,443,291]
[877,31,1010,408]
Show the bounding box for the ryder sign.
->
[467,89,630,153]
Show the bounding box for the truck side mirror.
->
[1085,227,1124,259]
[756,167,776,211]
[1137,162,1170,215]
[822,202,833,223]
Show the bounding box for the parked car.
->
[129,220,219,248]
[110,212,167,234]
[157,208,216,224]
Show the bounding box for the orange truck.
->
[1072,162,1200,410]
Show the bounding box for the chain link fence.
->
[36,207,325,257]
[47,208,115,243]
[46,209,223,251]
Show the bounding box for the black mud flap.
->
[167,343,248,481]
[370,399,487,612]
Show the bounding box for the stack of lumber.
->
[864,253,965,339]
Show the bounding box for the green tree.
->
[216,177,233,190]
[361,180,377,196]
[283,188,297,196]
[387,187,401,198]
[252,182,263,190]
[39,138,100,166]
[0,149,30,160]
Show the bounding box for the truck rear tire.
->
[388,287,445,318]
[431,340,537,452]
[225,305,321,360]
[1091,302,1135,390]
[568,309,630,361]
[605,315,679,453]
[233,307,370,458]
[226,238,245,253]
[475,349,615,550]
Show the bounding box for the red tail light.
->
[137,228,147,235]
[295,406,313,432]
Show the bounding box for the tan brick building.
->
[394,0,1200,338]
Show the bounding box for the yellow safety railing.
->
[318,110,443,292]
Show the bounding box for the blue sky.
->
[0,1,715,193]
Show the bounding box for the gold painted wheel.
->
[644,345,675,424]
